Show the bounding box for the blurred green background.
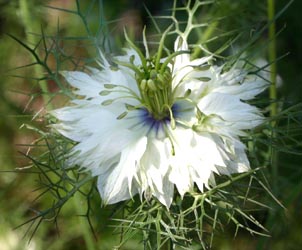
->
[0,0,301,249]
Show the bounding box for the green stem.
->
[257,1,279,249]
[267,0,278,194]
[162,239,172,250]
[268,0,277,120]
[73,192,97,250]
[191,21,218,60]
[19,0,51,109]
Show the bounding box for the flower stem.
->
[268,0,277,120]
[19,0,51,109]
[73,192,97,250]
[257,1,279,248]
[267,0,278,194]
[191,21,218,60]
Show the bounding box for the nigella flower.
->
[51,36,267,207]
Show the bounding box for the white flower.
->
[51,36,267,207]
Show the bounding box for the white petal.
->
[115,48,141,66]
[174,36,190,67]
[168,128,224,196]
[61,71,102,98]
[198,92,264,129]
[213,76,268,100]
[154,174,174,208]
[140,139,170,186]
[97,136,147,204]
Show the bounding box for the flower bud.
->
[147,79,157,91]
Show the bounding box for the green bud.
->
[155,79,164,90]
[141,79,147,91]
[116,111,128,120]
[101,99,114,106]
[198,77,211,82]
[99,90,111,96]
[184,89,191,98]
[147,79,157,91]
[150,69,157,80]
[104,84,117,89]
[157,74,165,84]
[125,103,136,110]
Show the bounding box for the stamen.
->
[104,84,117,89]
[164,104,176,130]
[197,77,211,82]
[123,29,147,70]
[99,90,111,96]
[117,111,128,120]
[163,125,176,156]
[101,99,114,106]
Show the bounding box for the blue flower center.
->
[139,103,180,134]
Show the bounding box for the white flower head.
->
[51,35,267,208]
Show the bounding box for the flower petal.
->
[198,92,264,129]
[97,136,147,204]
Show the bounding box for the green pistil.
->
[137,63,173,121]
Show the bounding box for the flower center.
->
[136,61,173,122]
